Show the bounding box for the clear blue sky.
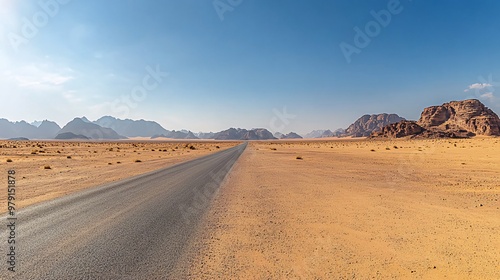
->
[1,0,500,134]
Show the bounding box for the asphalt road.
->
[1,143,247,279]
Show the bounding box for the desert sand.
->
[176,137,500,279]
[0,140,239,211]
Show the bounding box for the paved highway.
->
[1,143,246,279]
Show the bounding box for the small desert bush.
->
[216,146,220,149]
[189,145,196,150]
[271,148,277,151]
[44,165,51,170]
[67,156,72,159]
[296,156,303,160]
[370,149,376,152]
[135,159,142,163]
[6,159,13,162]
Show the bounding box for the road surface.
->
[1,143,247,279]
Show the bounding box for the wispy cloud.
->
[464,78,499,106]
[464,83,493,92]
[480,92,495,101]
[5,64,74,91]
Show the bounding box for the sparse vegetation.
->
[44,165,51,170]
[271,148,277,151]
[6,159,13,162]
[296,156,303,160]
[67,156,72,159]
[135,159,142,163]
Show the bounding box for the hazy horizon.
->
[1,0,500,134]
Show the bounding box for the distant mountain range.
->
[3,101,495,141]
[58,118,126,140]
[152,130,199,139]
[0,119,61,139]
[0,113,400,141]
[214,128,277,140]
[0,117,278,140]
[94,116,170,137]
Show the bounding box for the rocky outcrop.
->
[214,128,277,140]
[280,132,303,139]
[371,121,425,138]
[345,114,405,137]
[417,99,500,136]
[372,99,500,138]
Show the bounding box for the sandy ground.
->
[0,140,239,211]
[178,137,500,279]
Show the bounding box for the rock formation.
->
[214,128,277,140]
[345,114,405,137]
[280,132,303,139]
[417,99,500,136]
[372,99,500,138]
